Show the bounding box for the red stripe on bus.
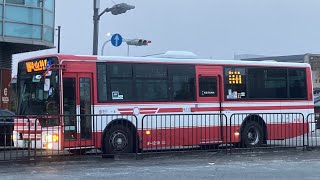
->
[119,112,134,115]
[16,130,42,134]
[224,105,314,111]
[140,111,157,115]
[14,123,27,126]
[22,138,41,140]
[118,105,313,114]
[157,108,184,113]
[70,123,310,150]
[118,108,133,111]
[189,105,313,112]
[191,107,220,112]
[140,108,158,111]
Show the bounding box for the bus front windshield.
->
[17,61,59,116]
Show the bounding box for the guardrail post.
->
[306,114,312,151]
[303,114,305,150]
[229,114,232,154]
[135,115,139,159]
[27,117,31,160]
[34,116,37,162]
[140,115,145,158]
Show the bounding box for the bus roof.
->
[18,54,310,68]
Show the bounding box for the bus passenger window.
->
[199,77,217,97]
[289,69,307,99]
[224,67,246,100]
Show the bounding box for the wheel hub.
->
[116,138,123,145]
[110,131,128,151]
[247,127,259,145]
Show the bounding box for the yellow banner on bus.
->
[26,59,48,73]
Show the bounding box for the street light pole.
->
[93,0,100,55]
[127,44,130,56]
[101,39,111,55]
[92,1,135,55]
[57,26,61,53]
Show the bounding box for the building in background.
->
[0,0,55,110]
[233,54,265,60]
[241,53,320,112]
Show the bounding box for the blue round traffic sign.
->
[111,34,123,47]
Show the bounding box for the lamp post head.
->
[110,3,135,15]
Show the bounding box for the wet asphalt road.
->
[0,150,320,180]
[1,129,320,179]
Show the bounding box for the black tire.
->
[240,121,264,148]
[104,125,134,154]
[200,144,220,151]
[68,149,87,155]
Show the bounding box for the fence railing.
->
[306,113,319,148]
[33,114,138,159]
[141,114,228,153]
[228,113,307,151]
[0,115,30,161]
[0,113,319,161]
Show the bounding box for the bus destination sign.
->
[26,59,51,73]
[228,70,242,84]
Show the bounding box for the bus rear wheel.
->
[241,121,264,148]
[104,125,134,154]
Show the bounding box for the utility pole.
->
[57,26,61,53]
[92,1,135,55]
[93,0,100,55]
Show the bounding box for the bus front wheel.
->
[104,125,134,154]
[241,121,264,148]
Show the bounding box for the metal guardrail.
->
[141,114,228,154]
[33,114,138,159]
[0,115,30,162]
[306,113,319,148]
[0,113,319,162]
[228,113,306,152]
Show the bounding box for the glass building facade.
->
[0,0,55,110]
[0,0,55,43]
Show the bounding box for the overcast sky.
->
[12,0,320,75]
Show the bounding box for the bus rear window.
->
[289,69,307,99]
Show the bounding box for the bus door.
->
[62,73,94,148]
[196,66,224,143]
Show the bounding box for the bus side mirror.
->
[44,79,50,91]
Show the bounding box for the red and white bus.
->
[12,52,314,153]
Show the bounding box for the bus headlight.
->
[43,143,53,149]
[52,134,59,142]
[44,134,59,143]
[44,134,51,142]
